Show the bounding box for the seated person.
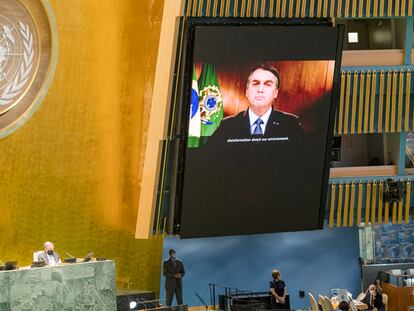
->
[374,279,383,295]
[360,284,384,311]
[38,241,61,265]
[269,269,287,309]
[338,301,350,311]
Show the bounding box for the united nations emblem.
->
[0,0,57,137]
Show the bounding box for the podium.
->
[0,260,116,310]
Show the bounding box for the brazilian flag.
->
[188,65,201,148]
[198,63,223,145]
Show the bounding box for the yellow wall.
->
[0,0,164,293]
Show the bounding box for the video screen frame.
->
[173,18,344,238]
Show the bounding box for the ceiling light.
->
[348,32,359,43]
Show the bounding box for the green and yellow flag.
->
[198,63,223,145]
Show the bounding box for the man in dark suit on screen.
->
[209,64,303,144]
[163,249,185,306]
[181,64,308,237]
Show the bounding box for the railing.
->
[184,0,414,18]
[335,67,413,135]
[208,283,274,311]
[380,270,414,287]
[380,270,414,311]
[327,178,412,228]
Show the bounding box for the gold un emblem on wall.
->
[0,0,57,138]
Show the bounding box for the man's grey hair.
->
[43,241,54,248]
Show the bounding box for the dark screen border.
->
[174,18,345,238]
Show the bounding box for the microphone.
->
[83,252,94,262]
[64,251,75,258]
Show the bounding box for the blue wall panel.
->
[160,227,361,310]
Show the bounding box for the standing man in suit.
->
[209,64,303,144]
[38,241,61,265]
[163,249,185,306]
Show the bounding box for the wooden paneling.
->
[342,50,405,67]
[335,69,411,134]
[328,177,412,227]
[383,282,414,311]
[135,0,185,239]
[185,0,414,17]
[0,0,165,294]
[330,166,398,178]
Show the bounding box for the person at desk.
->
[374,279,383,295]
[269,269,287,309]
[38,241,61,265]
[360,284,384,311]
[338,301,350,311]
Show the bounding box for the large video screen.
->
[177,20,343,238]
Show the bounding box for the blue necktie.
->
[253,118,264,135]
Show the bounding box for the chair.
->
[405,269,414,286]
[323,296,334,311]
[318,295,330,311]
[308,292,319,311]
[32,251,43,262]
[356,292,366,301]
[382,293,388,311]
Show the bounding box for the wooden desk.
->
[354,301,369,310]
[331,299,369,310]
[383,282,414,311]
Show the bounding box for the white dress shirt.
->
[47,253,57,265]
[248,107,272,134]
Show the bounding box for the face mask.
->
[171,254,176,259]
[47,250,54,256]
[369,290,375,295]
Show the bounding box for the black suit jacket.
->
[163,258,185,290]
[180,108,309,237]
[38,251,60,264]
[361,292,384,310]
[209,109,303,144]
